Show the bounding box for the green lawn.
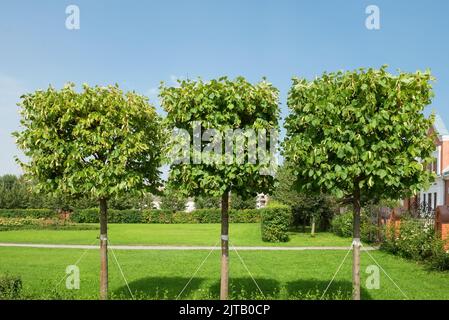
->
[0,223,353,247]
[1,246,448,300]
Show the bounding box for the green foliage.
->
[0,174,158,211]
[159,188,188,212]
[283,67,436,203]
[160,76,280,198]
[69,208,145,223]
[0,274,22,299]
[14,83,165,201]
[194,195,221,209]
[381,218,449,270]
[0,175,29,209]
[272,163,336,231]
[0,217,98,232]
[331,212,354,238]
[0,208,55,219]
[260,205,291,242]
[331,211,378,242]
[231,194,256,210]
[70,208,261,224]
[195,194,255,210]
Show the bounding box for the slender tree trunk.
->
[352,185,361,300]
[220,191,230,300]
[311,216,316,237]
[99,198,108,300]
[377,211,381,243]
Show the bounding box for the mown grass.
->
[1,247,449,300]
[0,223,352,247]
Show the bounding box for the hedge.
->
[260,205,291,242]
[0,217,98,232]
[0,207,267,224]
[0,209,56,219]
[70,208,262,224]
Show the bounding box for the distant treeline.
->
[0,174,256,211]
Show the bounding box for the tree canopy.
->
[283,67,435,203]
[160,76,280,198]
[14,83,165,200]
[283,66,436,300]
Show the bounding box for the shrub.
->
[230,209,261,223]
[0,208,56,219]
[142,210,175,223]
[331,211,379,243]
[331,211,379,242]
[70,208,99,223]
[260,205,291,242]
[382,218,437,260]
[380,217,449,271]
[331,212,353,238]
[190,209,221,223]
[429,240,449,271]
[0,274,22,299]
[110,210,143,223]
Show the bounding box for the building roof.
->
[434,114,449,137]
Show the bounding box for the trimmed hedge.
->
[0,217,98,232]
[70,208,262,224]
[260,206,291,242]
[0,209,56,219]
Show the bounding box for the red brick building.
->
[403,114,449,211]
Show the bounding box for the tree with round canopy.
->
[14,83,165,299]
[160,76,279,299]
[283,67,435,300]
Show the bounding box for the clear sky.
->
[0,0,448,175]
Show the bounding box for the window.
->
[433,193,437,209]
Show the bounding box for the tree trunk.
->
[311,216,316,237]
[352,184,361,300]
[99,198,108,300]
[376,210,381,243]
[220,191,230,300]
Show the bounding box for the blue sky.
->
[0,0,448,175]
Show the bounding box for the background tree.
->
[160,76,279,299]
[283,67,435,300]
[0,175,29,209]
[160,187,189,211]
[195,194,256,210]
[14,83,165,299]
[195,195,221,209]
[272,163,336,235]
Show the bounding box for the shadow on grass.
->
[114,277,372,300]
[113,276,206,299]
[286,279,373,300]
[114,276,281,300]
